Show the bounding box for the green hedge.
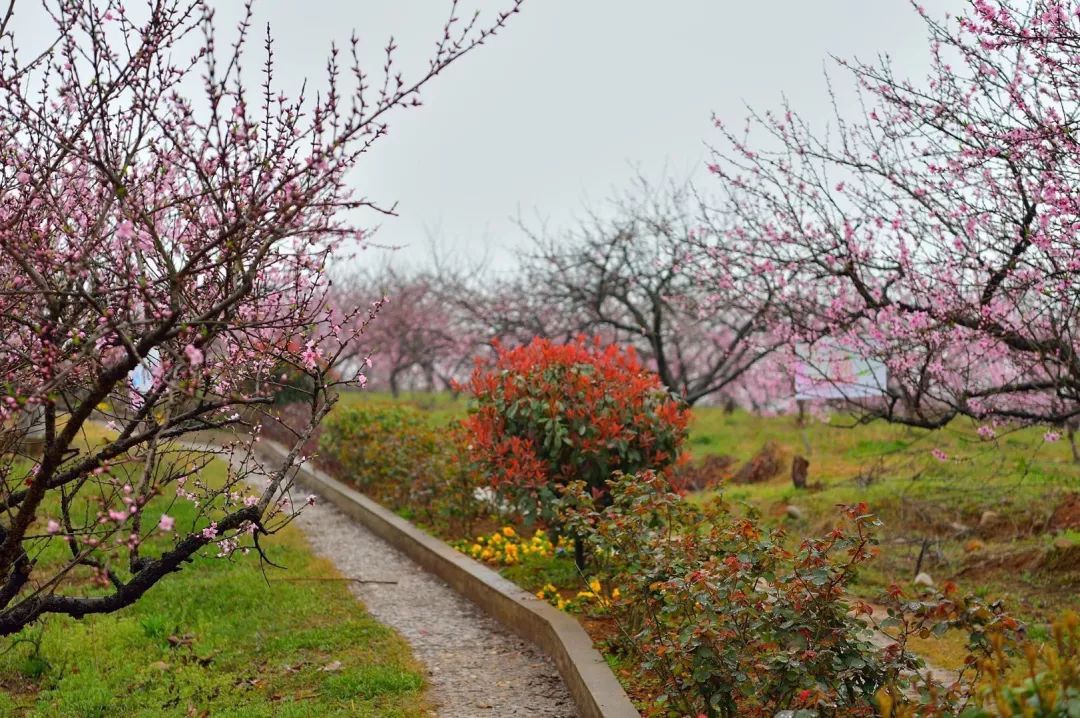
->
[318,404,485,535]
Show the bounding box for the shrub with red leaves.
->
[459,337,689,537]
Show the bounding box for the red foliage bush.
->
[564,473,1036,718]
[459,337,689,529]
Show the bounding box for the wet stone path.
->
[246,457,578,718]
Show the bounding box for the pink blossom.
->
[184,344,204,366]
[301,341,320,370]
[931,448,948,462]
[1044,431,1061,442]
[0,0,523,634]
[116,220,134,241]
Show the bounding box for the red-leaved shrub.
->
[459,337,689,562]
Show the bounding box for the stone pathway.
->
[246,455,577,718]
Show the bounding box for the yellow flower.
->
[589,578,602,594]
[612,587,621,600]
[502,526,516,538]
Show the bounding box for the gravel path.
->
[247,459,578,718]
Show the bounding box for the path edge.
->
[259,440,640,718]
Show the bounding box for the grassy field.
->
[319,389,1080,687]
[0,431,428,718]
[688,410,1080,618]
[336,390,1080,629]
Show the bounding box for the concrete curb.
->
[260,441,640,718]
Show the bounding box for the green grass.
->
[342,393,1080,628]
[688,408,1079,537]
[686,409,1080,636]
[326,391,1080,674]
[344,392,1079,526]
[500,553,581,594]
[690,407,1079,486]
[0,449,428,718]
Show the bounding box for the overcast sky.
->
[17,1,967,271]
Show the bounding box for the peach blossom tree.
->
[0,0,520,635]
[703,0,1080,435]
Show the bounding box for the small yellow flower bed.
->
[533,578,620,612]
[453,526,565,566]
[453,526,619,614]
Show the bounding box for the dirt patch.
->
[672,454,735,491]
[1050,493,1080,531]
[578,615,658,710]
[954,546,1043,579]
[1038,542,1080,571]
[733,441,785,484]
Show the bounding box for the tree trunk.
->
[791,455,809,489]
[573,536,587,572]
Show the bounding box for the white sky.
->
[315,0,966,272]
[13,0,968,271]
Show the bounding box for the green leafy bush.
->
[563,472,1031,718]
[318,404,485,535]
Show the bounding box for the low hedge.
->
[318,404,485,535]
